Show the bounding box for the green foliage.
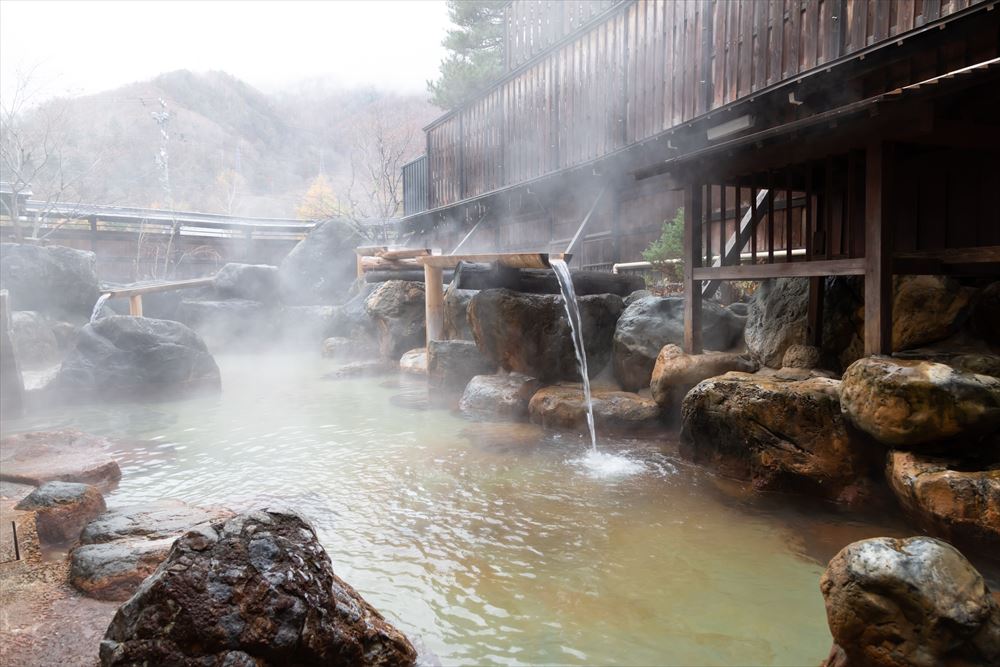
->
[427,1,506,110]
[642,207,685,282]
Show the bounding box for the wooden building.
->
[400,0,999,354]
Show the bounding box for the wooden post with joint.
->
[864,141,893,356]
[683,182,703,354]
[424,264,444,346]
[129,295,143,317]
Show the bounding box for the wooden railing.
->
[420,0,988,212]
[401,155,429,215]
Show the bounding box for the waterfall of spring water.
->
[90,293,111,324]
[549,258,597,451]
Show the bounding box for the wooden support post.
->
[864,141,893,356]
[807,277,825,347]
[683,183,703,354]
[424,264,444,345]
[129,295,143,317]
[89,215,98,252]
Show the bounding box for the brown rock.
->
[15,481,106,545]
[680,372,875,504]
[892,275,975,351]
[529,384,662,434]
[781,344,822,369]
[399,347,427,375]
[0,430,121,488]
[364,280,425,360]
[886,450,1000,548]
[840,357,1000,450]
[820,536,1000,667]
[99,510,417,666]
[649,344,757,409]
[459,373,542,420]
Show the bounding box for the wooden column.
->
[807,277,825,347]
[0,289,25,419]
[683,183,703,354]
[129,295,143,317]
[424,264,444,345]
[864,141,893,356]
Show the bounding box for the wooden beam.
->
[693,257,865,280]
[103,277,216,298]
[424,264,444,344]
[864,141,893,356]
[683,183,703,354]
[703,189,770,298]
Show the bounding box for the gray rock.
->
[213,263,281,303]
[820,536,1000,667]
[176,299,279,347]
[15,481,106,545]
[399,348,427,375]
[80,499,232,545]
[0,243,99,320]
[469,288,624,383]
[612,296,745,391]
[727,302,750,317]
[10,310,60,369]
[279,220,361,305]
[322,336,377,360]
[782,344,822,369]
[0,430,121,488]
[459,373,542,420]
[428,339,494,390]
[364,280,425,360]
[99,510,417,666]
[328,282,378,340]
[444,282,476,341]
[623,289,651,308]
[54,316,220,402]
[322,359,397,379]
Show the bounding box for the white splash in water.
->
[575,450,646,479]
[90,293,111,324]
[549,258,597,450]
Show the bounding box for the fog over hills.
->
[16,70,436,218]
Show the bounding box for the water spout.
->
[90,293,111,324]
[549,258,597,450]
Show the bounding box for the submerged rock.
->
[322,336,377,360]
[649,344,757,409]
[99,509,417,666]
[54,316,221,402]
[212,262,281,303]
[365,280,426,360]
[459,373,542,420]
[886,451,1000,548]
[427,339,493,391]
[469,288,624,383]
[680,372,875,504]
[612,296,745,391]
[840,357,1000,450]
[323,359,397,379]
[0,430,121,488]
[15,481,106,545]
[10,310,61,369]
[820,536,1000,667]
[529,385,662,434]
[278,220,361,305]
[0,243,99,320]
[71,500,232,601]
[399,347,427,375]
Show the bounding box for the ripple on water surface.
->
[1,353,940,666]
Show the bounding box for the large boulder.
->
[99,510,417,666]
[649,344,757,409]
[279,220,361,305]
[398,348,427,375]
[680,372,875,504]
[0,430,121,487]
[820,536,1000,667]
[459,373,542,420]
[427,339,494,390]
[612,296,745,391]
[71,500,232,601]
[176,298,280,347]
[15,481,106,545]
[443,281,476,341]
[327,282,378,340]
[10,310,61,368]
[840,357,1000,450]
[364,280,425,360]
[213,263,281,303]
[54,316,221,402]
[469,288,624,383]
[892,275,975,351]
[745,277,862,370]
[0,243,99,320]
[886,451,999,548]
[529,385,662,434]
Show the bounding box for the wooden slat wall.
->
[427,0,987,209]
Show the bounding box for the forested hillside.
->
[8,70,436,219]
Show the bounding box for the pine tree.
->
[427,1,507,110]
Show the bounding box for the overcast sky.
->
[1,0,450,103]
